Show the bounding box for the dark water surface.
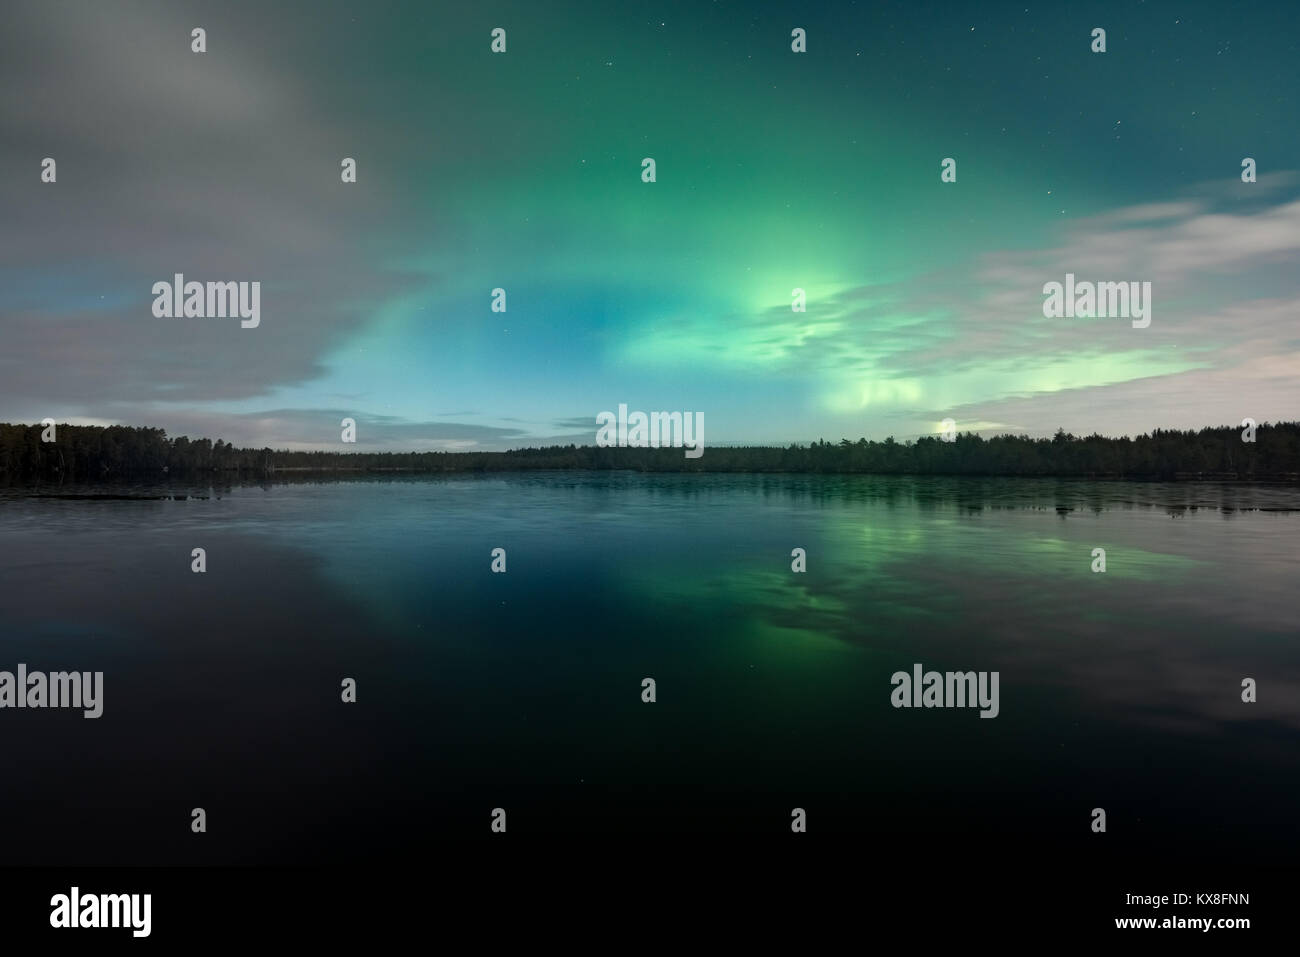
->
[1,473,1296,865]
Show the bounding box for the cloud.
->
[4,2,1297,447]
[616,183,1300,439]
[0,0,437,414]
[79,406,540,451]
[551,415,601,431]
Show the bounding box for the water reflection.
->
[0,473,1296,862]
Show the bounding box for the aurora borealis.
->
[3,0,1297,450]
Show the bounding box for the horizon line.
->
[3,419,1294,456]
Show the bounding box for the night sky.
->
[3,0,1297,450]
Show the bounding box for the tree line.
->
[1,422,1297,480]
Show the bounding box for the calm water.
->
[1,473,1297,865]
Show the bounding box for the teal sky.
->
[2,0,1297,450]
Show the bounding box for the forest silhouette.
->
[2,422,1298,481]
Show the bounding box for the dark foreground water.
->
[0,473,1296,865]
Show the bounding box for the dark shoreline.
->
[5,422,1300,484]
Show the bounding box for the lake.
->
[1,473,1296,865]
